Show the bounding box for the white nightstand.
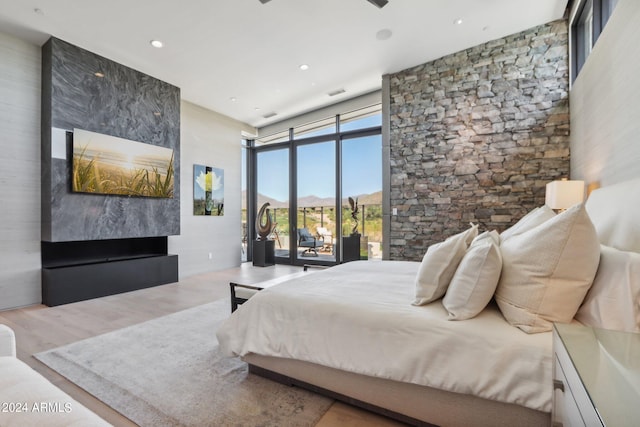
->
[552,323,640,427]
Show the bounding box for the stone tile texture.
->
[389,20,569,260]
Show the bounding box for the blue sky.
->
[247,135,381,202]
[242,114,382,202]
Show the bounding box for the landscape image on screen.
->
[72,129,174,198]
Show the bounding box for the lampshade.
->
[545,179,585,210]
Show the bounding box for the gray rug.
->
[35,299,333,427]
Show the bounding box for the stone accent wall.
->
[389,20,569,261]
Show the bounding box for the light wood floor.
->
[0,263,405,427]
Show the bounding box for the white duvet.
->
[216,260,553,413]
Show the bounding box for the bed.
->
[216,178,640,427]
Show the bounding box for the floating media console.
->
[41,237,178,306]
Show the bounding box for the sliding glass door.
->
[341,134,383,260]
[256,148,290,261]
[248,104,383,266]
[295,141,336,263]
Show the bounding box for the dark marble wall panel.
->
[41,40,53,241]
[42,37,180,242]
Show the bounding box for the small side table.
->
[252,239,275,267]
[552,323,640,427]
[229,265,327,312]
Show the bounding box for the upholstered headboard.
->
[577,178,640,332]
[585,178,640,253]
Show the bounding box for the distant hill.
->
[257,193,288,208]
[353,191,382,206]
[241,190,382,209]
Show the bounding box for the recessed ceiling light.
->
[376,29,393,41]
[454,18,463,25]
[299,64,309,71]
[230,97,237,102]
[482,26,490,31]
[327,88,346,97]
[254,107,261,111]
[33,8,44,15]
[150,40,164,48]
[94,72,105,78]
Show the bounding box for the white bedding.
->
[216,260,553,413]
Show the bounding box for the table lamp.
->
[545,179,585,211]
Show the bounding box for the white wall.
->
[570,0,640,186]
[0,31,250,310]
[0,32,42,309]
[168,101,248,278]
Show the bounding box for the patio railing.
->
[241,204,383,259]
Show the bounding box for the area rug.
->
[35,299,333,427]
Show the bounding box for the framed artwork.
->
[193,164,224,216]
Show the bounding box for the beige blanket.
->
[217,260,552,412]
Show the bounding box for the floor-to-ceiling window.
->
[241,142,247,261]
[342,134,382,260]
[246,104,382,266]
[296,140,337,263]
[257,148,290,260]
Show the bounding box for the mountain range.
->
[241,191,382,210]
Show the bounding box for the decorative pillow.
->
[413,224,479,306]
[495,203,600,333]
[575,245,640,332]
[443,230,502,320]
[500,205,556,243]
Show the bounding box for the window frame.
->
[245,105,383,266]
[570,0,619,83]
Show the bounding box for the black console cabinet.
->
[41,237,178,306]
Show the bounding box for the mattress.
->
[216,260,553,412]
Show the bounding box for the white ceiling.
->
[0,0,568,129]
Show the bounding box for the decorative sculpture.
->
[256,202,274,240]
[348,196,359,235]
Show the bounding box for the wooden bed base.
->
[245,353,550,427]
[248,363,432,426]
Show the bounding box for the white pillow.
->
[443,230,502,320]
[495,203,600,333]
[500,205,556,243]
[413,224,479,306]
[575,245,640,332]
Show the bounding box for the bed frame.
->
[245,353,549,427]
[239,179,640,427]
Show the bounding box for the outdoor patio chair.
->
[316,226,333,252]
[297,227,324,256]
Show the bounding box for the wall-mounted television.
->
[72,128,174,198]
